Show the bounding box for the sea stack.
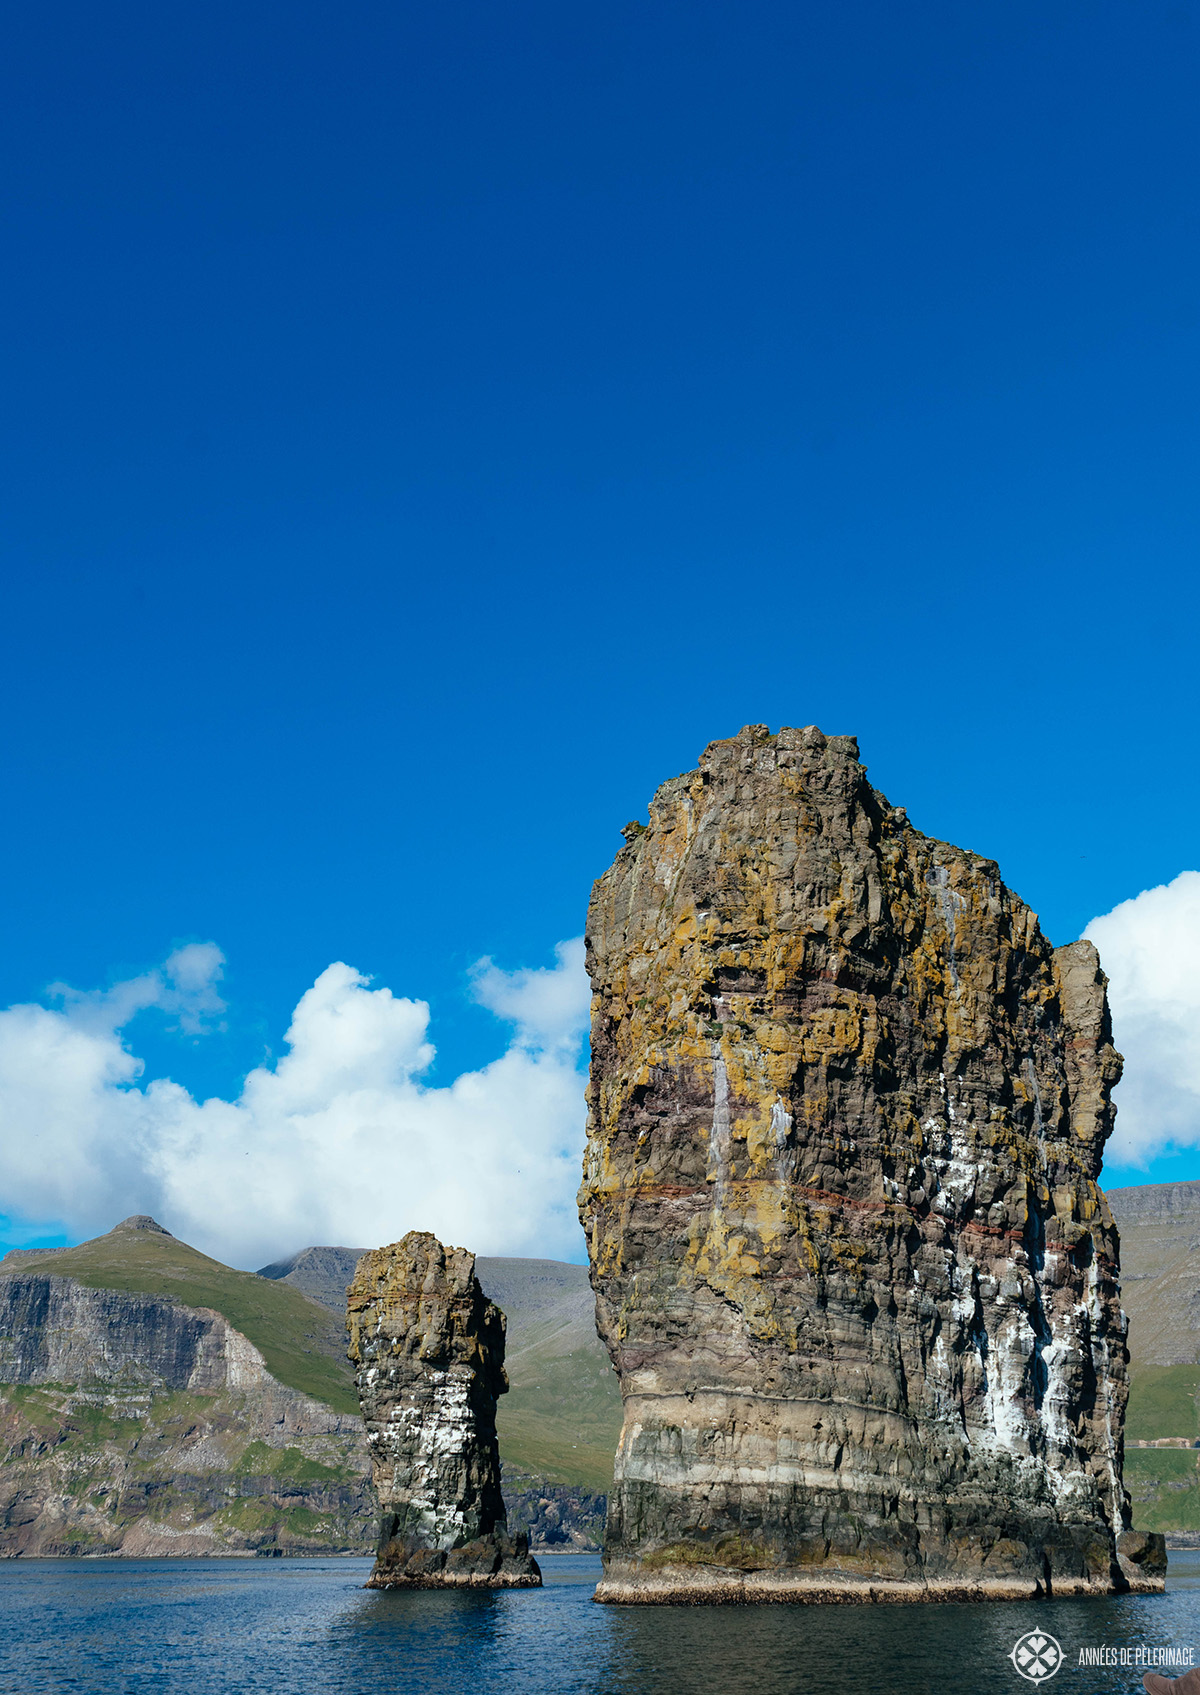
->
[579,724,1165,1603]
[346,1231,540,1588]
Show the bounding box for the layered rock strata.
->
[346,1231,540,1588]
[0,1274,271,1392]
[579,723,1165,1603]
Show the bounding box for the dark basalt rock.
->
[0,1272,272,1393]
[579,724,1165,1603]
[346,1231,541,1589]
[368,1526,540,1588]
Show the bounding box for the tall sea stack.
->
[579,724,1165,1602]
[347,1231,540,1589]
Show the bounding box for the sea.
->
[2,1552,1199,1695]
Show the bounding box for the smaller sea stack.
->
[347,1230,540,1589]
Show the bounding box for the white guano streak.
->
[378,1372,476,1548]
[709,1045,731,1209]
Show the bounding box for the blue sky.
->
[1,1,1198,1261]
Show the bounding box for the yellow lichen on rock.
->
[580,724,1163,1605]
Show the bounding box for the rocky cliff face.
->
[347,1231,540,1588]
[0,1274,372,1556]
[0,1274,271,1393]
[579,724,1165,1602]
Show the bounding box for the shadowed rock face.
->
[346,1231,541,1588]
[579,724,1165,1603]
[0,1274,272,1393]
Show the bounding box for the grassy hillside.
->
[1126,1364,1200,1444]
[1122,1363,1200,1535]
[497,1345,622,1492]
[6,1219,357,1415]
[475,1258,622,1492]
[1125,1448,1200,1535]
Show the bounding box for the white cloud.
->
[469,938,590,1050]
[48,942,227,1037]
[1085,870,1200,1167]
[0,943,589,1269]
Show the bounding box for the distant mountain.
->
[258,1245,367,1315]
[1107,1183,1200,1541]
[1109,1182,1200,1368]
[258,1243,623,1497]
[0,1220,617,1554]
[9,1215,356,1412]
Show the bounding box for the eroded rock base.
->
[593,1530,1166,1605]
[594,1572,1142,1605]
[367,1525,541,1589]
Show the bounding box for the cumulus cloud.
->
[0,942,589,1269]
[469,939,590,1050]
[47,942,227,1036]
[1085,871,1200,1166]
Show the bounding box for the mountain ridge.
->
[0,1219,618,1551]
[3,1217,356,1413]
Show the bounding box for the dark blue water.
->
[2,1553,1199,1695]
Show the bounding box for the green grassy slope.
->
[497,1344,622,1492]
[1126,1364,1200,1444]
[1123,1366,1200,1534]
[1125,1449,1200,1535]
[7,1220,357,1414]
[474,1257,622,1492]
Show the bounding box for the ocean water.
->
[2,1553,1199,1695]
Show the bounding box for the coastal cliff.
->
[0,1219,373,1556]
[347,1231,540,1588]
[579,724,1164,1602]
